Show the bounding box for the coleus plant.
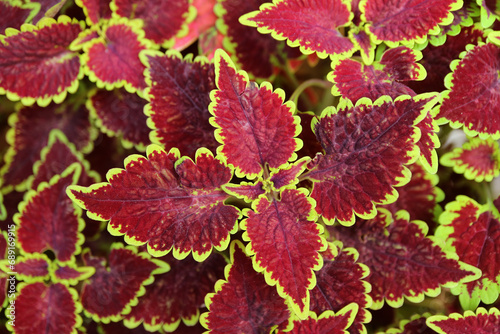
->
[1,0,500,333]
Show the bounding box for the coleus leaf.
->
[241,188,326,318]
[82,18,152,93]
[361,0,463,46]
[173,0,217,51]
[0,99,94,193]
[329,208,481,309]
[31,129,100,190]
[111,0,194,48]
[382,162,444,227]
[223,180,266,203]
[241,0,356,59]
[215,0,299,78]
[9,253,50,281]
[329,47,440,173]
[51,262,95,285]
[200,240,291,333]
[67,145,240,261]
[75,0,112,26]
[436,42,500,139]
[0,0,39,34]
[436,196,500,308]
[9,282,82,334]
[32,0,67,24]
[124,252,226,332]
[310,242,372,334]
[87,88,150,150]
[306,94,439,226]
[329,46,424,102]
[80,243,169,322]
[427,307,500,333]
[441,137,500,182]
[141,49,218,157]
[16,164,85,263]
[276,305,358,334]
[210,49,301,178]
[409,25,485,94]
[270,157,309,191]
[0,15,84,106]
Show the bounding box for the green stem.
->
[289,79,332,109]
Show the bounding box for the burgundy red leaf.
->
[124,253,226,332]
[241,0,355,58]
[381,314,434,334]
[329,46,423,102]
[200,240,290,333]
[0,100,93,192]
[436,42,500,139]
[210,49,300,178]
[0,15,83,106]
[306,94,438,225]
[310,242,372,334]
[276,305,358,334]
[141,49,218,157]
[362,0,462,45]
[241,188,326,318]
[441,137,500,182]
[9,282,82,334]
[83,18,151,92]
[329,208,481,309]
[16,164,85,262]
[112,0,193,47]
[13,254,50,281]
[68,146,240,261]
[88,88,150,149]
[52,263,95,285]
[436,196,500,307]
[80,244,169,322]
[427,307,500,334]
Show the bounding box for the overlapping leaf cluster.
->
[1,0,500,333]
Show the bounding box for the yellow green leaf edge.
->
[436,195,500,310]
[81,242,170,324]
[0,15,86,107]
[440,137,500,182]
[426,307,500,334]
[239,0,356,60]
[240,188,327,320]
[209,49,303,180]
[14,163,86,264]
